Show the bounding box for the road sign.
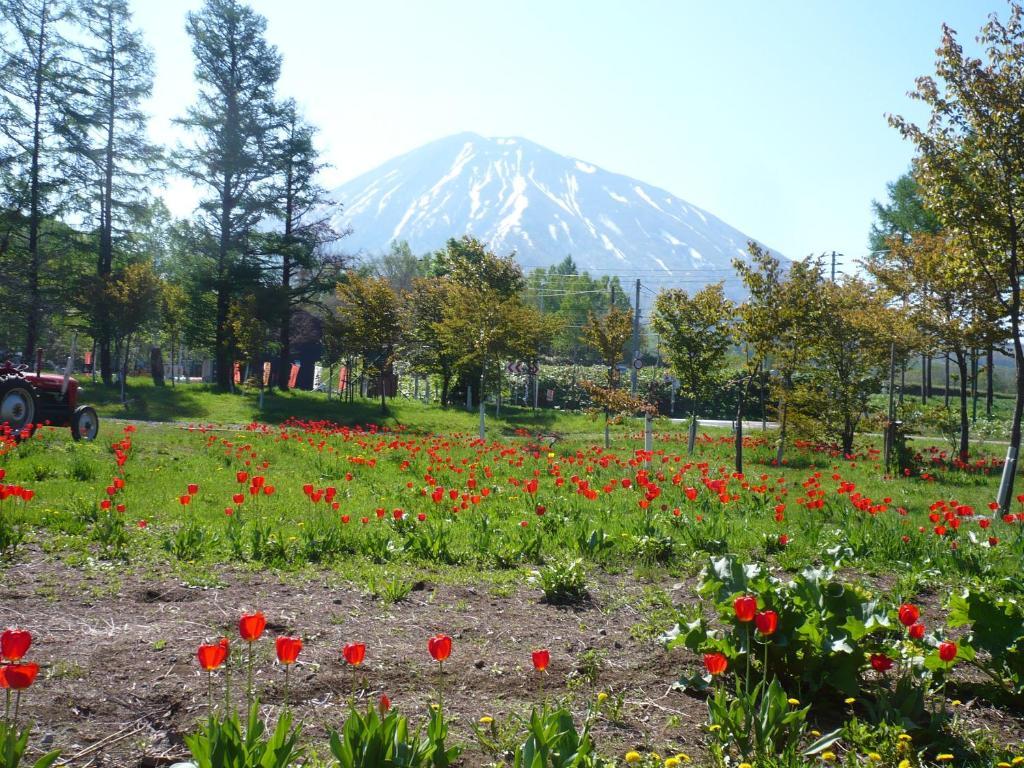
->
[515,361,527,374]
[631,358,644,370]
[528,364,539,376]
[505,362,516,374]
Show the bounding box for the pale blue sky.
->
[132,0,997,272]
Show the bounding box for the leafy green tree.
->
[402,277,458,406]
[371,240,428,293]
[100,260,161,401]
[870,172,945,402]
[431,235,524,295]
[434,283,554,410]
[652,283,734,454]
[867,232,1000,462]
[734,245,824,463]
[580,306,636,448]
[63,0,161,384]
[788,277,898,454]
[172,0,282,389]
[523,256,630,362]
[325,272,404,414]
[889,3,1024,510]
[0,0,74,358]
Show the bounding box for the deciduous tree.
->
[652,283,734,454]
[889,3,1024,510]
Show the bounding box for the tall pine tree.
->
[257,98,346,390]
[173,0,281,389]
[0,0,73,358]
[63,0,161,384]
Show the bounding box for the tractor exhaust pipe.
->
[61,334,78,396]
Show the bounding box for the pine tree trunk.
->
[23,4,48,360]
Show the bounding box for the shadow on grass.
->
[83,378,574,432]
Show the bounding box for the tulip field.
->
[1,409,1023,767]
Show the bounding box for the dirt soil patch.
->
[0,551,708,766]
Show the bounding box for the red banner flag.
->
[288,363,300,388]
[338,366,348,393]
[233,362,241,384]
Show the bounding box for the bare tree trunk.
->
[955,350,969,463]
[986,346,994,418]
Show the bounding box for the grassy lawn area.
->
[1,386,1022,766]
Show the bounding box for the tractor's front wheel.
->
[0,379,37,438]
[71,405,99,441]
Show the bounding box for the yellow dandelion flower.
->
[739,763,753,768]
[788,697,800,706]
[547,452,555,459]
[676,755,691,764]
[625,752,642,764]
[998,763,1012,768]
[898,760,911,768]
[479,716,493,725]
[597,692,609,703]
[1011,759,1024,767]
[898,734,913,742]
[936,754,954,762]
[868,753,882,762]
[707,724,722,733]
[821,751,837,762]
[844,697,856,705]
[664,759,681,768]
[951,699,962,706]
[811,730,822,737]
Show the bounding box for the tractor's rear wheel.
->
[71,405,99,441]
[0,380,37,437]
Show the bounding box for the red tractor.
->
[0,357,99,441]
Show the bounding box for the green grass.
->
[5,386,1024,765]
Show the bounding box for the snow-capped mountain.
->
[327,132,782,287]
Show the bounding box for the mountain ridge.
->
[326,132,783,290]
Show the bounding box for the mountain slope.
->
[327,132,781,285]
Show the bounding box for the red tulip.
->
[428,634,452,663]
[342,642,366,666]
[197,640,228,670]
[236,471,248,483]
[233,493,245,505]
[898,604,920,627]
[938,641,957,663]
[239,612,266,642]
[909,623,925,640]
[869,653,893,672]
[187,483,199,495]
[754,610,778,636]
[379,693,391,714]
[703,652,728,676]
[276,636,302,665]
[179,494,191,506]
[2,662,38,690]
[1,629,31,662]
[532,649,550,672]
[733,595,757,623]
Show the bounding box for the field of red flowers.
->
[0,415,1022,767]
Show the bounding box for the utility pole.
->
[831,251,837,282]
[631,278,640,394]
